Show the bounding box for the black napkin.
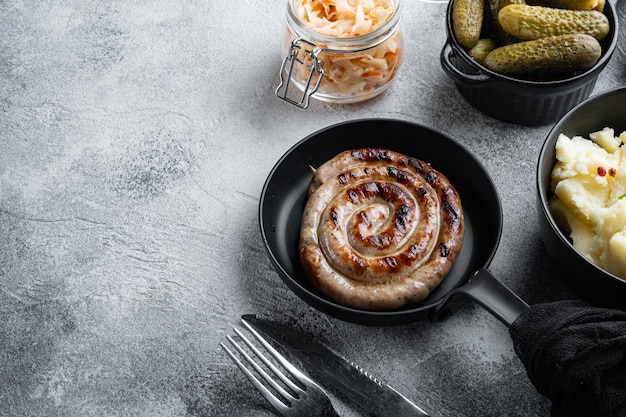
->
[509,300,626,417]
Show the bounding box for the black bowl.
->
[537,87,626,309]
[441,0,619,126]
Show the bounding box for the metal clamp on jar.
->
[276,0,404,109]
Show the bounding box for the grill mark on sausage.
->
[439,243,450,257]
[442,190,461,224]
[395,205,410,233]
[425,170,438,184]
[330,207,339,227]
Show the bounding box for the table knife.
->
[242,314,430,417]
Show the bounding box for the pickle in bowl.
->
[451,0,611,79]
[440,0,618,125]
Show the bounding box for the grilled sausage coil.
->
[299,148,465,310]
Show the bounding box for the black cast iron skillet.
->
[537,87,626,310]
[259,119,528,326]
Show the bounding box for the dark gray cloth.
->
[510,300,626,417]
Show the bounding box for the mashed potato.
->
[550,127,626,280]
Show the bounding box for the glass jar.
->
[276,0,404,109]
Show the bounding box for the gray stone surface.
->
[0,1,624,416]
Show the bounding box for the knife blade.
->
[242,314,430,417]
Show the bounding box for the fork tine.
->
[241,319,310,384]
[222,320,340,417]
[232,327,305,395]
[220,338,290,414]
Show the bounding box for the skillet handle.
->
[433,269,529,327]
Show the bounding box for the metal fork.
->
[220,319,340,417]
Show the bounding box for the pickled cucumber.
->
[498,4,610,40]
[488,0,525,45]
[595,0,606,12]
[453,0,484,48]
[526,0,598,10]
[469,38,497,63]
[483,33,602,75]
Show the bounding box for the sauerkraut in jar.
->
[276,0,404,108]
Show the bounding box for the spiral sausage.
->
[299,148,465,310]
